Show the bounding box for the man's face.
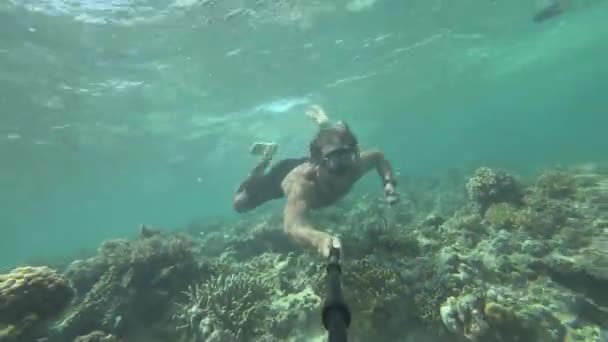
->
[320,146,359,175]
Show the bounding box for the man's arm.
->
[357,150,400,204]
[358,150,397,185]
[283,180,335,256]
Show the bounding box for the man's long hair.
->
[309,122,358,165]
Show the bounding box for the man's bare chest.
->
[309,175,355,209]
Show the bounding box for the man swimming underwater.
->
[233,105,399,257]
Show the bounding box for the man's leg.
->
[233,143,277,213]
[233,105,330,213]
[533,0,568,22]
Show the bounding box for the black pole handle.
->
[322,246,351,342]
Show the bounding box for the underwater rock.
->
[435,246,463,279]
[63,258,105,296]
[439,291,489,340]
[529,250,608,307]
[243,252,322,296]
[138,224,163,239]
[0,315,38,342]
[0,266,74,322]
[54,234,200,340]
[53,267,132,339]
[466,167,523,213]
[536,170,577,199]
[227,219,297,260]
[423,213,445,227]
[482,300,566,342]
[0,266,73,341]
[575,172,608,212]
[520,239,550,257]
[483,203,526,231]
[439,210,488,249]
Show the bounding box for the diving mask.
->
[321,146,359,174]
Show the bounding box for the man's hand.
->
[384,182,400,205]
[318,235,342,258]
[305,105,330,127]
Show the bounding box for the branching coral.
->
[173,273,274,341]
[267,285,322,339]
[341,258,412,338]
[242,252,322,296]
[410,256,462,330]
[344,258,404,304]
[414,283,449,326]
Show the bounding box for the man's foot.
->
[533,0,565,22]
[250,142,278,159]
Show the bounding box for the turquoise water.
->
[1,0,607,267]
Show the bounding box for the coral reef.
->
[52,233,200,341]
[172,250,325,341]
[466,167,523,213]
[341,257,414,339]
[4,164,607,342]
[173,274,274,341]
[536,169,577,199]
[0,266,73,341]
[440,287,572,342]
